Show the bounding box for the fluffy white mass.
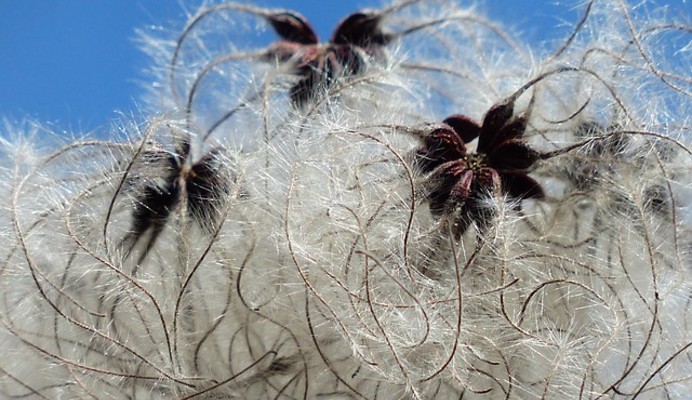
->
[0,0,690,398]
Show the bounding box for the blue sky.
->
[1,0,688,133]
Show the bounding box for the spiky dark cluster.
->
[265,11,392,106]
[121,140,232,261]
[416,100,544,237]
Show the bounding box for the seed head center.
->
[464,153,488,172]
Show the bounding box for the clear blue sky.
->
[0,0,688,133]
